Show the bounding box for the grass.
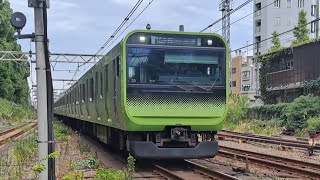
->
[54,121,71,141]
[224,119,282,136]
[0,98,36,123]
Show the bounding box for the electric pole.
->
[28,0,51,179]
[219,0,233,93]
[316,0,319,38]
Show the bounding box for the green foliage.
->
[0,1,30,105]
[225,119,282,135]
[281,95,320,130]
[0,98,35,122]
[269,31,281,52]
[94,168,125,180]
[226,94,249,124]
[292,10,309,46]
[307,116,320,132]
[32,164,46,174]
[47,151,59,159]
[54,121,71,141]
[249,103,288,120]
[80,157,96,169]
[124,155,135,180]
[63,172,84,180]
[303,77,320,96]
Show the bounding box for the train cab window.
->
[90,78,94,101]
[116,56,120,77]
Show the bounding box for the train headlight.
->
[139,36,146,42]
[207,39,212,46]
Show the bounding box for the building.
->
[231,54,259,101]
[253,0,320,55]
[260,40,320,103]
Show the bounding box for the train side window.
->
[81,83,85,102]
[90,78,94,101]
[100,71,103,98]
[86,79,89,101]
[106,65,109,92]
[95,72,99,99]
[116,56,120,77]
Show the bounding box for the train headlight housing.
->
[139,36,146,42]
[207,39,213,46]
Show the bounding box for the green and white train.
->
[54,30,228,159]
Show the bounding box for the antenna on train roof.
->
[146,23,151,30]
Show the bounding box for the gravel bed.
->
[218,139,320,164]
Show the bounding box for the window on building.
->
[298,0,304,8]
[311,5,316,16]
[242,71,250,80]
[232,68,236,74]
[311,22,316,33]
[255,3,261,16]
[287,0,291,8]
[274,17,281,26]
[255,20,261,33]
[286,60,293,70]
[242,85,251,91]
[274,0,280,8]
[232,81,237,87]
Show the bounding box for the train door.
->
[86,79,90,119]
[113,58,118,122]
[96,69,107,121]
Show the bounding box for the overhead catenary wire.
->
[215,1,276,33]
[200,0,253,33]
[70,0,155,83]
[232,17,320,53]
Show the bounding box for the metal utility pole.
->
[219,0,233,93]
[316,0,319,38]
[28,0,51,179]
[219,0,233,45]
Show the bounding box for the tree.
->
[0,1,30,105]
[269,31,281,52]
[292,10,309,46]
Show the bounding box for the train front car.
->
[122,30,228,159]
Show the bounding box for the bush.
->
[281,95,320,131]
[94,168,125,180]
[307,116,320,132]
[54,122,71,141]
[0,98,35,122]
[249,103,288,120]
[226,94,249,124]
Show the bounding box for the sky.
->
[8,0,254,100]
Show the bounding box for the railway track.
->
[218,145,320,179]
[218,130,320,150]
[153,160,241,180]
[0,122,37,147]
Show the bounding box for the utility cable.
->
[232,18,320,52]
[200,0,253,32]
[215,1,276,33]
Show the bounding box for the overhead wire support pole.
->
[28,0,54,179]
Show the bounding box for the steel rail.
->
[185,160,241,180]
[220,145,320,171]
[219,149,320,179]
[218,131,320,150]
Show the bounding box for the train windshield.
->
[127,46,226,92]
[126,33,226,92]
